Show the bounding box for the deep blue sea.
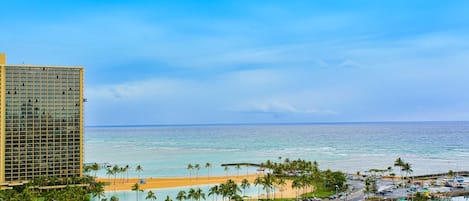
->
[85,121,469,178]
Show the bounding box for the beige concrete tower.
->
[0,53,84,185]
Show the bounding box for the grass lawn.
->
[300,188,335,198]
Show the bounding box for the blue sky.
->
[1,0,469,125]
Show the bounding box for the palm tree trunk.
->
[272,187,275,200]
[257,186,260,199]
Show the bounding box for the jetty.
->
[220,163,261,167]
[412,171,469,179]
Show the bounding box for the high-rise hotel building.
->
[0,53,84,185]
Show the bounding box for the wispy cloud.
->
[233,100,337,115]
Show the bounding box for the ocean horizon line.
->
[85,120,469,128]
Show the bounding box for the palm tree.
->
[254,176,262,199]
[224,166,229,177]
[387,166,393,176]
[223,179,241,201]
[91,163,100,178]
[219,183,228,201]
[176,190,187,201]
[188,188,196,201]
[262,173,275,200]
[277,178,286,199]
[91,181,106,200]
[208,185,219,201]
[390,172,396,185]
[84,164,92,176]
[205,162,212,180]
[125,165,131,182]
[188,164,194,181]
[265,160,273,173]
[146,190,157,201]
[112,165,120,185]
[106,167,113,182]
[165,195,173,201]
[402,162,413,186]
[394,157,404,187]
[292,179,302,201]
[195,188,206,201]
[89,180,105,199]
[194,164,201,182]
[120,167,126,183]
[136,165,143,179]
[245,164,250,177]
[110,195,120,201]
[235,164,241,178]
[132,183,144,201]
[240,178,250,197]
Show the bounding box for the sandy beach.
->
[97,174,298,198]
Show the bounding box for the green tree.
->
[394,157,405,187]
[448,170,454,178]
[254,176,262,199]
[132,183,144,201]
[90,181,106,200]
[402,162,413,186]
[235,164,241,178]
[84,164,93,176]
[205,162,212,180]
[245,164,250,177]
[364,177,378,198]
[194,164,201,182]
[387,166,393,176]
[112,165,120,185]
[390,172,396,185]
[187,164,194,181]
[136,165,143,179]
[240,178,250,197]
[165,195,173,201]
[292,178,302,201]
[188,188,196,201]
[224,166,229,177]
[232,194,243,201]
[120,166,126,183]
[414,192,429,201]
[111,195,120,201]
[261,173,275,199]
[91,163,100,178]
[146,190,157,201]
[222,179,241,201]
[125,165,131,182]
[277,178,286,199]
[195,188,206,201]
[176,190,187,201]
[208,185,219,201]
[106,167,114,182]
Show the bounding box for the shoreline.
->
[96,171,469,191]
[97,174,298,198]
[97,174,261,191]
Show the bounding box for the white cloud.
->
[233,100,337,115]
[86,78,197,101]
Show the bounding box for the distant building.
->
[0,53,84,185]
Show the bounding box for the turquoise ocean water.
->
[86,122,469,177]
[85,122,469,200]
